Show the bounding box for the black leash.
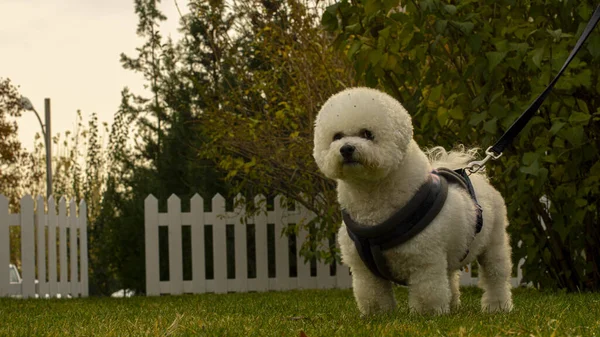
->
[467,5,600,174]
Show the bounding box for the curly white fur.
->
[313,87,513,315]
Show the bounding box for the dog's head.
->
[313,87,414,182]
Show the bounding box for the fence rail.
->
[0,195,88,299]
[145,194,523,296]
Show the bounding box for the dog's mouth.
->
[342,157,360,165]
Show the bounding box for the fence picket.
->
[35,196,48,296]
[190,194,206,294]
[254,195,268,292]
[273,195,290,291]
[69,200,79,297]
[20,196,35,298]
[144,195,160,296]
[168,195,184,295]
[296,202,312,290]
[232,194,247,293]
[58,197,68,297]
[48,197,58,297]
[212,194,227,294]
[0,195,8,297]
[79,200,88,297]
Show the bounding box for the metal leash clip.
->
[466,147,503,175]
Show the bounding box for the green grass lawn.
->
[1,287,599,337]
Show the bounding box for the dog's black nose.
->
[340,144,355,158]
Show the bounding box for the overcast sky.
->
[0,0,189,151]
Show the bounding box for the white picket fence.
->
[145,194,523,296]
[0,195,89,299]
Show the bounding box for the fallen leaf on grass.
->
[299,331,308,337]
[289,316,308,321]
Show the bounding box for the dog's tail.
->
[427,145,479,171]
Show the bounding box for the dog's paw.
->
[482,298,513,313]
[357,298,397,316]
[450,297,461,310]
[410,302,450,316]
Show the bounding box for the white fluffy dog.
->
[313,87,513,315]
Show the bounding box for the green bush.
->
[323,0,600,290]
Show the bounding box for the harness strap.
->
[436,168,483,233]
[344,173,447,284]
[344,168,483,284]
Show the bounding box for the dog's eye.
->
[333,132,344,141]
[360,129,374,141]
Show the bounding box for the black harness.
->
[343,168,482,285]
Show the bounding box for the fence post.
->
[145,195,160,296]
[168,194,184,295]
[79,200,88,297]
[0,195,9,297]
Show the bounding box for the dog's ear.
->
[377,91,413,152]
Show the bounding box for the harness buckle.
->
[466,147,502,175]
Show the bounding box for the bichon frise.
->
[313,87,513,316]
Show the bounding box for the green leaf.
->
[469,111,487,126]
[347,40,362,58]
[520,159,540,176]
[437,106,449,126]
[444,5,457,15]
[576,99,590,114]
[346,23,362,33]
[452,21,474,35]
[384,53,397,69]
[379,26,391,39]
[532,46,545,68]
[468,35,482,53]
[321,3,340,31]
[562,125,585,147]
[522,152,539,165]
[549,121,565,135]
[429,84,443,103]
[586,34,600,59]
[448,106,464,120]
[483,117,497,134]
[383,0,400,11]
[568,112,590,125]
[364,0,380,16]
[574,69,592,88]
[435,20,448,33]
[486,51,507,71]
[590,160,600,177]
[368,50,383,65]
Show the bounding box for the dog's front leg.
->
[350,263,397,316]
[407,262,451,315]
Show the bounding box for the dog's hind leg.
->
[477,217,513,313]
[408,261,451,315]
[448,269,461,310]
[350,263,397,316]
